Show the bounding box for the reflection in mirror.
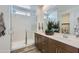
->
[44,10,59,34]
[74,17,79,37]
[43,5,79,36]
[61,13,70,34]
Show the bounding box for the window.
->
[11,6,31,16]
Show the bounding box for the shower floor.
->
[12,39,34,51]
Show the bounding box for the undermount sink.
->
[62,34,76,40]
[54,33,76,40]
[63,34,69,38]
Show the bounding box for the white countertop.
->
[36,32,79,48]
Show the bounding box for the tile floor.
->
[11,45,40,53]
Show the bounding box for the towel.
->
[0,12,6,37]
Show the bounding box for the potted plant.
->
[45,21,54,35]
[53,21,60,32]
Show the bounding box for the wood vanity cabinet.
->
[35,33,48,52]
[35,33,79,53]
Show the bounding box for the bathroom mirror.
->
[43,5,79,35]
[44,10,60,34]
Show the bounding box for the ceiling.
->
[12,5,79,16]
[13,5,38,16]
[13,5,56,16]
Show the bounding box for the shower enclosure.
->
[11,5,37,51]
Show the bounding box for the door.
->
[12,14,26,49]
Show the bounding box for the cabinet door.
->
[35,33,37,46]
[55,41,68,53]
[55,41,79,53]
[48,39,56,53]
[41,36,48,53]
[37,35,42,50]
[35,34,38,47]
[35,34,42,50]
[56,46,65,53]
[62,43,79,53]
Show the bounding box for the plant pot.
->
[45,30,54,35]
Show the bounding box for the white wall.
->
[36,6,44,32]
[58,6,79,34]
[0,6,10,53]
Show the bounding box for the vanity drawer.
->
[52,39,79,53]
[63,44,79,53]
[56,41,78,53]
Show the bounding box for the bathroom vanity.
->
[35,32,79,53]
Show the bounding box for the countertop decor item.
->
[75,17,79,37]
[45,21,54,35]
[53,21,59,32]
